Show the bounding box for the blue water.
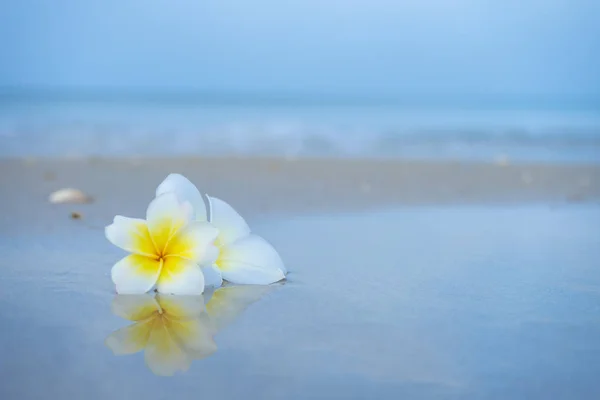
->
[1,96,599,163]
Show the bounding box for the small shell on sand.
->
[49,188,93,204]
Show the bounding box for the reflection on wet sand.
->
[105,284,278,376]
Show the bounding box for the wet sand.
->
[0,157,598,223]
[1,157,600,399]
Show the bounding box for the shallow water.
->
[1,206,600,399]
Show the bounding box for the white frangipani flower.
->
[105,193,219,295]
[105,284,279,376]
[105,294,216,377]
[156,174,287,287]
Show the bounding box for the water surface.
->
[1,206,600,399]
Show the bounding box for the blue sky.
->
[1,0,599,98]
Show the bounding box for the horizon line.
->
[0,86,599,110]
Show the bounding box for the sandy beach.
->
[1,156,600,399]
[1,157,598,221]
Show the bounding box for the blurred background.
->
[1,0,599,162]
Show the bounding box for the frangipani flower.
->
[105,193,219,295]
[105,294,216,376]
[156,174,287,288]
[105,285,279,376]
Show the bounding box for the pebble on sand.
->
[49,188,93,204]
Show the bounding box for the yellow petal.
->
[166,314,217,359]
[105,216,157,257]
[164,221,219,263]
[111,255,163,294]
[111,294,160,321]
[156,295,206,320]
[144,321,192,376]
[105,318,156,355]
[146,193,193,254]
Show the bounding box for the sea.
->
[1,92,599,163]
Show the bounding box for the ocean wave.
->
[1,104,599,162]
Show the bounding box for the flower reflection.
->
[105,284,277,376]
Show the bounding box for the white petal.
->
[218,234,286,285]
[156,173,208,221]
[105,216,156,257]
[207,196,251,246]
[205,284,278,332]
[164,221,219,265]
[203,245,220,267]
[111,255,162,294]
[157,257,205,295]
[146,193,193,253]
[202,266,223,288]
